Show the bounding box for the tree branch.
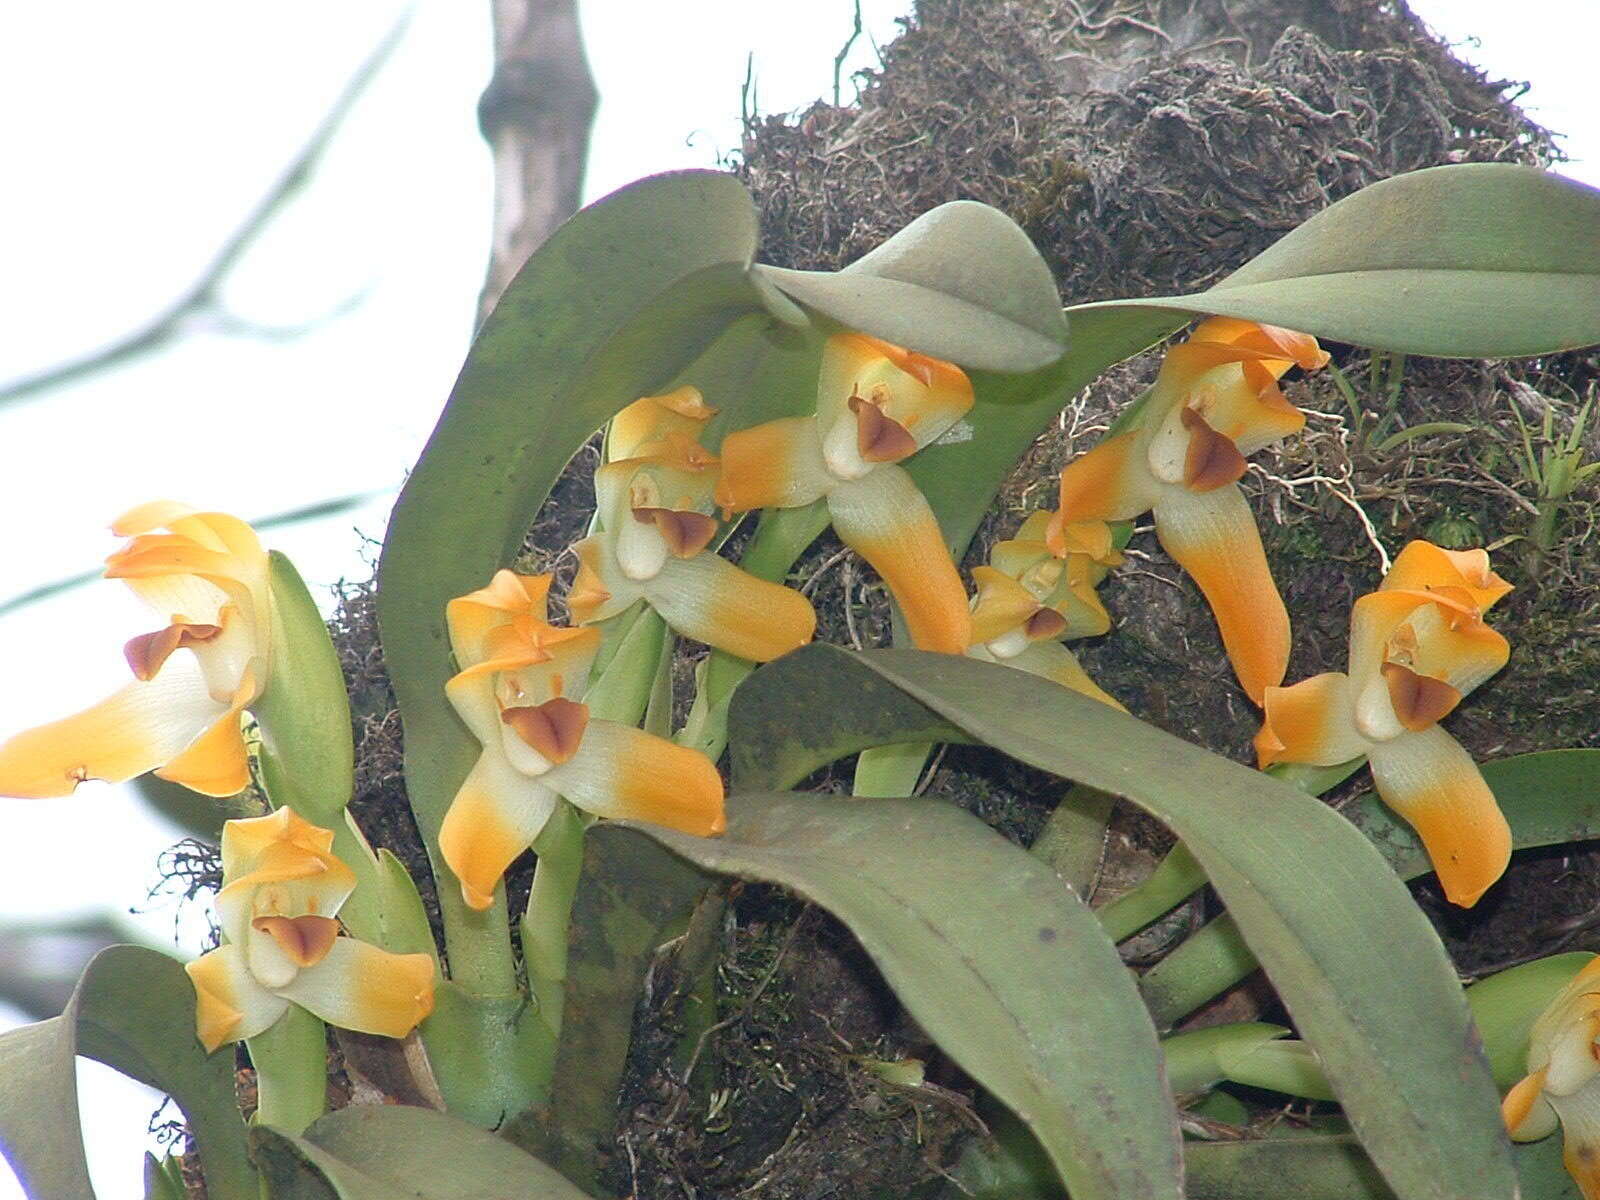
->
[0,16,410,409]
[476,0,598,323]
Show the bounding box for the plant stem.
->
[1098,841,1207,942]
[521,800,587,1045]
[852,742,932,797]
[1030,784,1115,897]
[247,1007,326,1134]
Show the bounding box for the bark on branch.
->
[477,0,599,323]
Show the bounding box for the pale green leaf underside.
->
[0,945,254,1200]
[1069,164,1600,357]
[255,1105,595,1199]
[757,198,1069,372]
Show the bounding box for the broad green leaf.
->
[732,645,1516,1200]
[255,551,355,828]
[1067,165,1600,357]
[0,945,255,1200]
[946,1117,1576,1200]
[755,201,1068,372]
[631,792,1184,1200]
[1140,750,1600,1025]
[254,1105,596,1199]
[1470,953,1592,1088]
[1184,1134,1578,1200]
[377,170,767,872]
[1167,956,1593,1107]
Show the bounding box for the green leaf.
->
[1184,1134,1578,1200]
[254,1105,596,1199]
[142,1152,186,1200]
[376,169,767,883]
[630,791,1184,1200]
[1067,165,1600,357]
[1140,750,1600,1026]
[1469,953,1592,1089]
[0,945,255,1200]
[733,645,1516,1200]
[256,551,355,827]
[754,200,1069,372]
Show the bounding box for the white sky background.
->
[0,1,1593,1194]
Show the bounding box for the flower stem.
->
[521,800,587,1046]
[1096,759,1366,944]
[247,1006,326,1134]
[1029,784,1115,897]
[680,502,830,758]
[852,742,932,796]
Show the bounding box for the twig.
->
[0,16,410,408]
[832,0,865,107]
[478,0,598,322]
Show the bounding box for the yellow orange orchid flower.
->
[185,808,434,1051]
[1504,956,1600,1199]
[439,570,725,910]
[605,385,718,463]
[0,502,276,799]
[1255,541,1514,907]
[715,331,975,654]
[967,512,1125,711]
[569,407,815,662]
[1049,319,1329,703]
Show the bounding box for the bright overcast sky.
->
[0,1,1593,1194]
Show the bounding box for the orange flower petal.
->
[445,570,553,666]
[1153,484,1289,704]
[1503,1069,1557,1141]
[0,658,230,798]
[185,945,288,1052]
[155,708,250,797]
[1052,432,1161,532]
[1381,663,1461,732]
[1367,727,1511,908]
[645,553,816,663]
[827,466,971,654]
[1254,673,1368,769]
[1382,540,1514,613]
[252,915,340,969]
[714,417,832,513]
[607,386,717,462]
[969,566,1048,646]
[546,721,725,836]
[567,536,638,626]
[502,697,590,765]
[277,939,436,1040]
[438,752,559,909]
[1179,407,1250,491]
[221,807,338,880]
[816,331,973,453]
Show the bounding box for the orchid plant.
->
[1,163,1598,1200]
